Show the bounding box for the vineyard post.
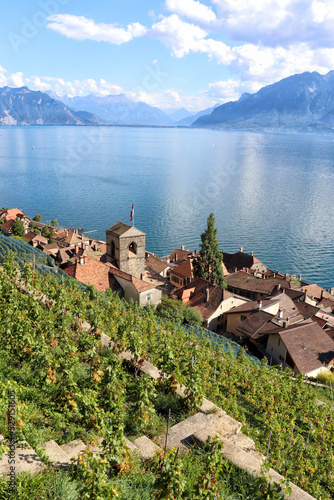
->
[330,380,333,401]
[214,360,217,383]
[33,254,35,272]
[286,425,294,467]
[266,430,272,457]
[305,422,312,450]
[164,408,171,454]
[322,415,327,439]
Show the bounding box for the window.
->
[147,294,152,302]
[240,315,247,321]
[129,241,137,256]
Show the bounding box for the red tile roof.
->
[169,248,193,264]
[170,277,233,321]
[63,260,119,292]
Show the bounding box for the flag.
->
[130,201,134,223]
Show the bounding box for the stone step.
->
[0,441,45,477]
[60,439,87,461]
[209,413,243,439]
[158,410,224,452]
[42,440,72,468]
[191,429,315,500]
[133,436,161,460]
[140,360,161,380]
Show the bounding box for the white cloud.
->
[150,14,208,57]
[165,0,216,24]
[150,14,233,63]
[47,14,146,44]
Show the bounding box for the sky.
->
[1,0,334,112]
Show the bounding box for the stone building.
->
[106,221,146,278]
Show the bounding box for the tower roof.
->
[106,221,146,238]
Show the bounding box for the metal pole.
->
[286,425,294,467]
[305,422,312,450]
[164,408,171,454]
[266,430,272,457]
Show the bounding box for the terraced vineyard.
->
[0,249,333,499]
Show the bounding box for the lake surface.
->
[0,125,334,288]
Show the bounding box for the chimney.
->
[330,287,334,296]
[181,245,185,251]
[65,230,68,237]
[80,256,84,265]
[321,289,325,300]
[240,246,243,252]
[262,272,266,280]
[83,255,87,264]
[250,251,253,256]
[278,309,283,319]
[75,244,79,254]
[175,253,178,262]
[205,288,210,302]
[166,257,170,264]
[277,283,281,290]
[299,274,301,282]
[284,273,289,281]
[257,300,262,310]
[304,290,308,302]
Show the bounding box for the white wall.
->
[266,334,287,364]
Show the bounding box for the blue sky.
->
[1,0,334,111]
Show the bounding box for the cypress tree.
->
[193,213,226,289]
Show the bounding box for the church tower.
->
[106,221,146,278]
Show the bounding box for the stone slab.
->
[0,446,45,477]
[60,439,87,460]
[227,432,255,451]
[133,436,161,460]
[159,411,222,452]
[198,398,221,414]
[42,440,71,467]
[192,429,316,500]
[209,413,243,438]
[140,361,161,380]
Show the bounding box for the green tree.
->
[12,218,25,237]
[193,213,226,289]
[41,226,55,243]
[51,219,58,227]
[33,214,42,222]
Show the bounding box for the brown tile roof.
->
[225,298,275,315]
[63,260,120,292]
[24,231,38,241]
[1,219,15,231]
[145,252,170,275]
[226,271,291,295]
[169,248,193,264]
[222,251,263,272]
[170,259,193,279]
[295,301,319,319]
[298,284,334,301]
[170,277,233,321]
[316,297,334,312]
[237,310,275,340]
[268,319,334,374]
[106,221,145,237]
[109,267,154,293]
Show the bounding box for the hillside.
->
[193,71,334,130]
[0,245,333,498]
[0,87,104,126]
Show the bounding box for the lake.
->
[0,125,334,288]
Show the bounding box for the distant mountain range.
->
[56,93,173,126]
[0,87,103,126]
[193,71,334,130]
[4,72,334,130]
